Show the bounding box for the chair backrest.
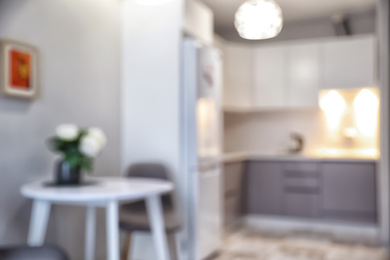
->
[127,163,170,180]
[126,163,175,207]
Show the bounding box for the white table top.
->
[21,177,173,203]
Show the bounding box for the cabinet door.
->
[253,46,285,108]
[322,35,376,89]
[224,162,244,199]
[321,162,377,223]
[245,161,283,215]
[285,193,320,218]
[286,42,320,108]
[223,162,244,226]
[224,45,254,108]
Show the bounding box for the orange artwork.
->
[9,49,31,89]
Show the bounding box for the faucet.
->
[288,132,304,154]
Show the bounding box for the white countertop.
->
[222,151,379,164]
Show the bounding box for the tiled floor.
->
[214,229,389,260]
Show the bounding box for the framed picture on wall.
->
[1,39,39,99]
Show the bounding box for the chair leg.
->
[121,233,132,260]
[174,232,182,260]
[167,233,176,260]
[167,232,182,260]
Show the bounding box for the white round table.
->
[21,177,174,260]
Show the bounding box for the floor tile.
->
[215,229,389,260]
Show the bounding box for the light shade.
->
[319,90,346,130]
[235,0,283,40]
[353,89,379,137]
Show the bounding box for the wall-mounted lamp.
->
[353,89,379,137]
[320,90,346,130]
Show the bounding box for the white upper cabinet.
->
[224,45,254,109]
[286,42,321,108]
[222,35,377,111]
[254,46,285,109]
[322,35,376,90]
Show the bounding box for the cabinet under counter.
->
[223,162,245,227]
[223,158,378,227]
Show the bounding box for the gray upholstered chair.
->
[0,245,68,260]
[119,163,182,260]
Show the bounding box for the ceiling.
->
[199,0,378,30]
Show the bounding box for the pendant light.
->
[235,0,283,40]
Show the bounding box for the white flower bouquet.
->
[48,124,107,172]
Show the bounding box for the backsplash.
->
[224,88,380,158]
[224,109,326,154]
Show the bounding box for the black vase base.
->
[42,181,99,187]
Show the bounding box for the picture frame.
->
[1,39,39,99]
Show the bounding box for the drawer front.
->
[284,177,320,193]
[284,170,320,179]
[284,162,319,174]
[285,193,320,218]
[283,162,320,194]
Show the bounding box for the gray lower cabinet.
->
[321,162,377,223]
[245,161,321,218]
[245,161,284,215]
[223,162,245,226]
[242,160,377,224]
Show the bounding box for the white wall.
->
[213,34,226,50]
[0,0,121,259]
[224,110,327,154]
[121,0,183,258]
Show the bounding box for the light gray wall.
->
[0,0,121,259]
[121,0,183,259]
[217,9,376,44]
[121,0,182,191]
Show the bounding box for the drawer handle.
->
[285,187,320,194]
[284,171,319,177]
